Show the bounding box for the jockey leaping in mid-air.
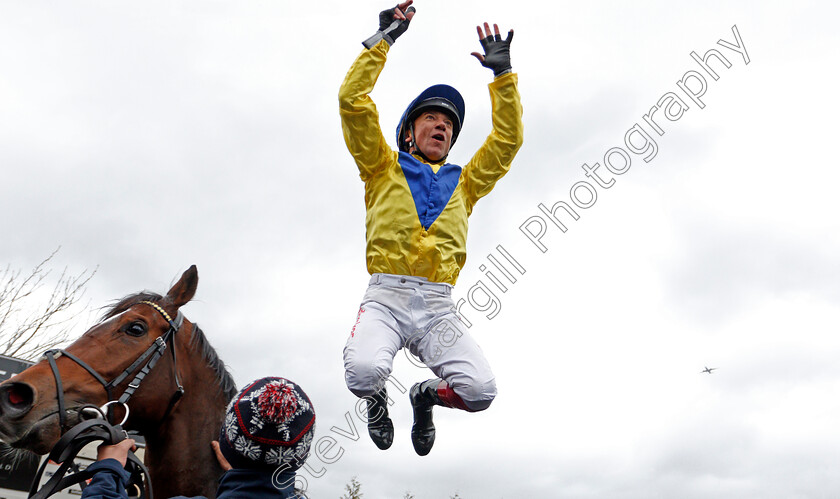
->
[339,0,523,456]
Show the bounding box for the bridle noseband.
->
[43,300,186,432]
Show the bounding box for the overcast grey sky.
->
[2,1,839,497]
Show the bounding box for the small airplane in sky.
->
[701,366,718,374]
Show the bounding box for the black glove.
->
[476,30,514,76]
[363,5,416,49]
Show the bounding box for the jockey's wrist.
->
[363,5,415,48]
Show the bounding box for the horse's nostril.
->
[9,390,25,406]
[0,382,34,416]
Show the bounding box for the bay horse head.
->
[0,266,237,498]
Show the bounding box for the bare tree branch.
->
[0,248,96,361]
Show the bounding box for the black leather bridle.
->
[29,301,188,499]
[42,300,185,432]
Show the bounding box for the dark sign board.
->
[0,354,32,383]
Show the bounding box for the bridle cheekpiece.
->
[43,300,186,432]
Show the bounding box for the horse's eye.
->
[124,322,147,337]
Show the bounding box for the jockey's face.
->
[409,110,454,162]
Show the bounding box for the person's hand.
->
[379,1,416,30]
[363,1,417,48]
[211,440,232,471]
[96,438,136,468]
[470,23,514,76]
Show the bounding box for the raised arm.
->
[463,22,524,210]
[338,2,416,181]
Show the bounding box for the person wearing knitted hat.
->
[339,0,523,456]
[80,377,316,499]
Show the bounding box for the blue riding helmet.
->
[396,84,466,154]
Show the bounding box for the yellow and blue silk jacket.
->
[338,40,524,285]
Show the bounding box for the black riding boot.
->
[409,378,444,456]
[367,388,394,450]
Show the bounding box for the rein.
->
[28,416,152,499]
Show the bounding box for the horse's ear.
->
[164,265,198,309]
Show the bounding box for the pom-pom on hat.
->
[219,377,316,471]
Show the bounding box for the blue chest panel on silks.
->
[398,151,462,230]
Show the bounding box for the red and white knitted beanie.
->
[219,377,316,471]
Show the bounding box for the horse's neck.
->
[143,377,228,498]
